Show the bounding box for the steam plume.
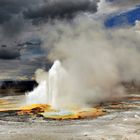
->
[30,13,140,108]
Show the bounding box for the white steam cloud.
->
[27,13,140,108]
[26,0,140,108]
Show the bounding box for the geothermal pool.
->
[0,92,140,140]
[0,60,140,139]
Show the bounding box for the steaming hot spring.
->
[22,60,104,119]
[0,60,140,120]
[0,60,105,120]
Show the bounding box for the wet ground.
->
[0,86,140,140]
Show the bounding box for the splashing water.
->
[26,60,67,108]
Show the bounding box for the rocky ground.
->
[0,107,139,140]
[0,82,139,140]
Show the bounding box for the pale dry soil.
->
[0,94,139,140]
[0,108,139,139]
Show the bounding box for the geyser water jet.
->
[26,60,67,108]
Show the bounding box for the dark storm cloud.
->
[0,0,97,78]
[0,0,42,38]
[24,0,98,22]
[0,0,98,38]
[0,0,40,24]
[0,0,43,60]
[0,0,98,25]
[0,0,98,60]
[0,0,45,25]
[0,47,20,60]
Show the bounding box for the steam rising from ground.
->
[27,60,68,108]
[26,15,140,108]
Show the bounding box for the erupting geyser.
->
[26,60,67,108]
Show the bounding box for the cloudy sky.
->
[0,0,140,80]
